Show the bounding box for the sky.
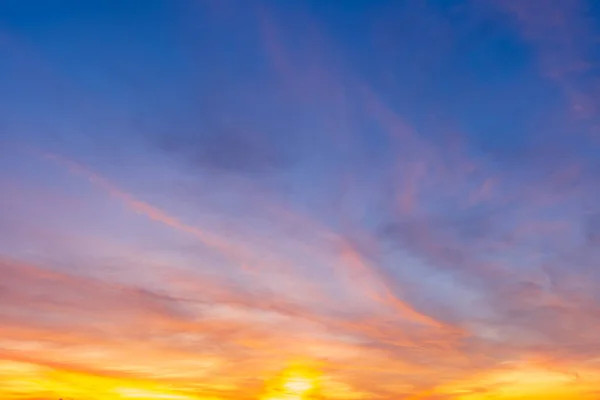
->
[2,0,600,399]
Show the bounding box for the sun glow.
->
[260,362,321,400]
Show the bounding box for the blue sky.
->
[2,1,600,399]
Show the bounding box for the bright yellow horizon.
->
[2,356,600,400]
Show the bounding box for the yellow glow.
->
[260,362,321,400]
[282,376,313,394]
[0,361,200,400]
[3,355,600,400]
[423,361,600,400]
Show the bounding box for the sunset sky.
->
[2,1,600,399]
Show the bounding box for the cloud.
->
[158,120,292,175]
